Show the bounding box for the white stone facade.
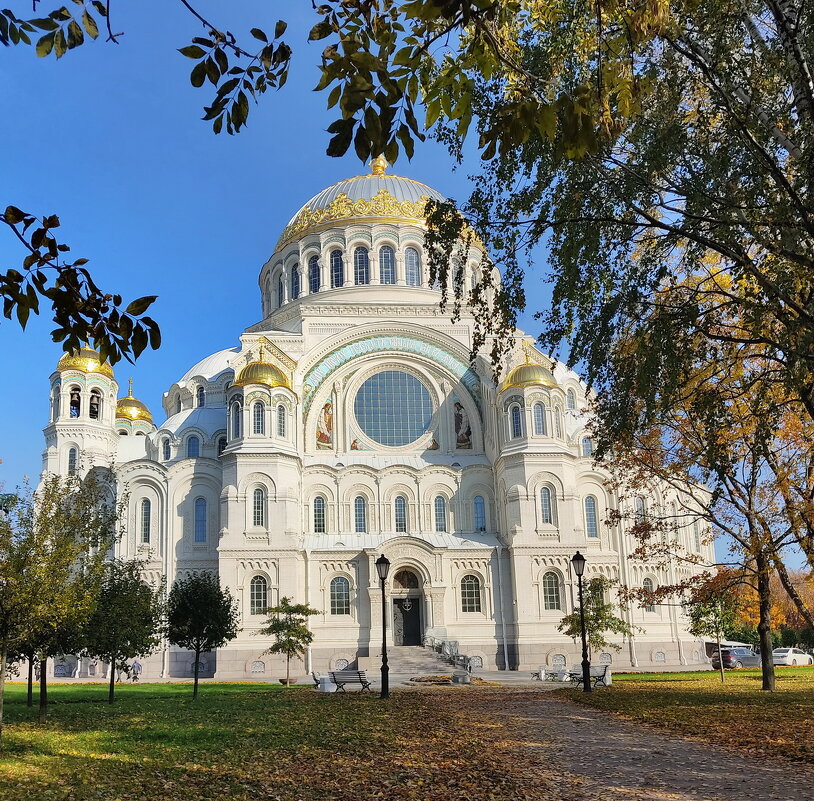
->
[41,163,710,679]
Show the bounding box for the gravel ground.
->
[478,693,814,801]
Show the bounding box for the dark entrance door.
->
[393,598,421,646]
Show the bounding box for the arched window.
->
[405,246,421,286]
[379,245,395,284]
[434,495,447,532]
[540,487,553,525]
[581,437,594,457]
[642,577,655,612]
[253,401,265,435]
[584,495,599,538]
[313,495,326,533]
[217,437,227,456]
[308,254,320,293]
[277,276,284,308]
[693,519,702,551]
[353,246,369,285]
[533,402,547,435]
[194,497,207,542]
[634,496,647,522]
[187,436,200,458]
[291,266,300,300]
[69,386,81,418]
[460,574,481,612]
[276,404,286,437]
[566,389,576,410]
[118,430,129,436]
[330,576,351,615]
[542,571,561,610]
[473,495,486,532]
[67,447,78,475]
[510,405,523,439]
[250,575,268,615]
[231,402,241,438]
[330,249,344,287]
[176,396,182,415]
[354,495,367,533]
[89,389,101,420]
[252,488,265,527]
[162,438,171,461]
[394,495,407,533]
[140,498,151,544]
[196,386,205,407]
[51,387,60,421]
[554,408,563,438]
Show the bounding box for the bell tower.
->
[42,348,120,476]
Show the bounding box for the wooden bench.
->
[568,664,611,688]
[329,670,372,692]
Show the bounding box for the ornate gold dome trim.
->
[276,188,431,250]
[57,348,114,379]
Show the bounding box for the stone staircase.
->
[359,646,448,675]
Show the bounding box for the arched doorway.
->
[391,568,423,646]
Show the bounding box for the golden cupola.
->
[116,379,153,423]
[57,347,114,379]
[234,348,288,388]
[502,350,558,390]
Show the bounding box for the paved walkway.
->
[478,693,814,801]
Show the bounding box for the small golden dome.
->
[502,362,557,390]
[57,347,114,379]
[234,352,288,388]
[116,378,153,423]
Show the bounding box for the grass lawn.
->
[0,682,545,801]
[560,665,814,762]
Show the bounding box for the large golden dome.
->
[116,379,153,423]
[502,362,557,390]
[234,358,288,388]
[57,347,114,379]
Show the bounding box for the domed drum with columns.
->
[41,159,710,679]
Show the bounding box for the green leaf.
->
[190,61,207,88]
[179,45,207,59]
[250,27,268,42]
[274,20,287,39]
[36,30,56,57]
[125,296,157,316]
[54,27,67,58]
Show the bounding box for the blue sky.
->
[0,2,551,488]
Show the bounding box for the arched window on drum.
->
[330,249,344,287]
[313,496,326,533]
[540,487,554,525]
[353,246,370,285]
[405,247,421,286]
[253,401,265,435]
[533,402,547,435]
[434,495,447,532]
[308,255,320,294]
[291,265,300,300]
[379,245,396,284]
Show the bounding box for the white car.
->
[772,647,814,666]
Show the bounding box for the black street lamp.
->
[375,554,391,699]
[571,551,592,693]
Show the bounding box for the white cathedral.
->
[42,157,710,679]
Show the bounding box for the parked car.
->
[772,648,814,666]
[711,647,762,669]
